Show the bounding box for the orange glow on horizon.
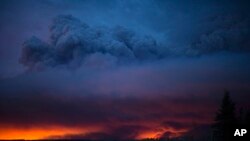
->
[136,127,189,140]
[0,126,100,140]
[137,131,162,139]
[0,124,190,140]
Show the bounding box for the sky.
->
[0,0,250,140]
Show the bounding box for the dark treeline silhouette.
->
[212,91,237,141]
[212,91,250,141]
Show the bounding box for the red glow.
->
[0,126,100,140]
[136,127,189,139]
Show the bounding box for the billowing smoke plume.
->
[20,15,162,70]
[20,14,250,70]
[188,14,250,55]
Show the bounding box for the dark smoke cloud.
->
[0,0,250,76]
[188,14,250,55]
[19,13,250,70]
[20,15,163,70]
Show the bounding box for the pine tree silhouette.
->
[213,91,237,141]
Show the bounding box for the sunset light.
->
[0,126,99,140]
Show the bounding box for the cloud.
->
[19,13,250,70]
[19,36,56,68]
[1,0,250,77]
[162,121,192,130]
[0,83,214,140]
[2,52,250,139]
[187,14,250,55]
[20,15,163,70]
[0,90,212,128]
[3,53,250,125]
[47,125,149,140]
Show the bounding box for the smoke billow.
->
[188,14,250,55]
[20,13,250,70]
[20,15,162,70]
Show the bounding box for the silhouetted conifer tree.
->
[213,91,237,141]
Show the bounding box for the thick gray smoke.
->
[188,14,250,55]
[20,14,250,70]
[20,15,162,70]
